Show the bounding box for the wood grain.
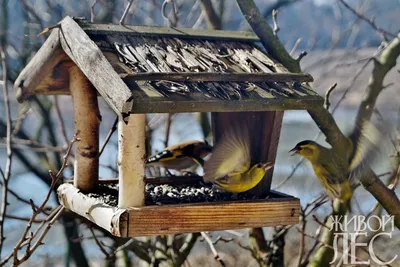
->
[125,96,322,113]
[58,183,299,237]
[118,115,146,208]
[13,29,66,101]
[122,197,299,237]
[70,66,100,192]
[120,72,314,83]
[59,16,132,116]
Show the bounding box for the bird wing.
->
[348,119,390,182]
[203,126,250,182]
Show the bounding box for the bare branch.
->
[99,116,118,157]
[0,41,12,260]
[0,134,79,266]
[290,38,302,56]
[200,0,222,30]
[200,232,225,267]
[272,9,279,36]
[89,227,110,258]
[337,0,397,38]
[323,83,338,110]
[90,0,98,23]
[120,0,134,25]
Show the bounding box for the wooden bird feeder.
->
[14,16,323,237]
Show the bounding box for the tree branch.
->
[235,0,301,73]
[199,0,222,30]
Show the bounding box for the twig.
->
[296,207,306,267]
[3,214,45,223]
[99,116,118,157]
[323,83,338,110]
[337,0,397,38]
[212,236,234,245]
[290,38,302,56]
[299,226,322,267]
[0,42,12,259]
[296,51,308,62]
[164,114,173,147]
[90,0,98,23]
[162,0,178,27]
[0,142,66,153]
[89,227,110,258]
[53,96,69,147]
[0,134,79,266]
[271,9,279,36]
[200,232,225,267]
[120,0,134,25]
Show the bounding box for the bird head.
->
[289,140,320,159]
[255,162,274,173]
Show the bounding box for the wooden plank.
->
[120,72,314,83]
[13,29,66,102]
[123,197,300,237]
[126,96,323,113]
[59,16,132,116]
[57,183,126,236]
[118,115,146,208]
[58,183,299,237]
[81,23,260,42]
[69,66,100,192]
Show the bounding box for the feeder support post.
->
[118,114,146,208]
[69,66,100,192]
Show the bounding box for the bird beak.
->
[289,147,299,156]
[262,162,274,171]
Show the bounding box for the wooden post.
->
[211,111,283,197]
[118,114,146,208]
[69,66,100,192]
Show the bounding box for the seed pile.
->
[87,182,267,206]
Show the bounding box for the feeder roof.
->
[14,16,323,117]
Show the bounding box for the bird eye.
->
[257,163,262,168]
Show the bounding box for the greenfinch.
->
[289,120,384,201]
[203,126,273,193]
[145,140,212,171]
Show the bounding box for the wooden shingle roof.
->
[14,16,323,117]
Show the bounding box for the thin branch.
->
[1,134,79,266]
[199,0,222,30]
[271,9,279,36]
[337,0,397,38]
[200,232,225,267]
[323,83,338,110]
[0,41,12,259]
[290,38,302,56]
[162,0,178,27]
[164,114,173,147]
[53,96,69,147]
[99,116,118,157]
[89,227,110,258]
[90,0,98,23]
[120,0,134,25]
[235,0,301,73]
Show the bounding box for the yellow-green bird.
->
[145,140,213,172]
[203,126,273,193]
[289,120,383,201]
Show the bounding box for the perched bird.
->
[203,126,273,193]
[289,120,384,201]
[145,140,213,172]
